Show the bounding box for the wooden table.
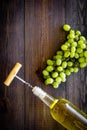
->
[0,0,87,130]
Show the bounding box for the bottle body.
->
[50,98,87,130]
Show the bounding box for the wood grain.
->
[0,0,25,129]
[25,0,66,130]
[0,0,87,130]
[65,0,87,111]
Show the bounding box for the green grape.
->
[64,51,70,58]
[71,42,77,47]
[47,59,54,65]
[78,57,85,63]
[75,30,81,36]
[69,29,75,34]
[63,24,71,31]
[80,43,86,49]
[62,61,67,68]
[57,66,63,72]
[75,35,79,41]
[52,72,58,78]
[78,40,83,45]
[55,77,62,83]
[68,39,74,43]
[43,75,50,79]
[53,55,62,60]
[45,78,54,85]
[73,67,79,73]
[80,63,87,68]
[56,51,63,55]
[67,35,70,39]
[68,33,75,39]
[56,59,62,66]
[71,46,76,52]
[60,72,66,78]
[79,52,84,57]
[76,48,83,53]
[65,42,71,47]
[84,51,87,57]
[61,44,68,51]
[46,66,54,72]
[67,61,73,67]
[61,76,66,82]
[65,69,71,76]
[42,70,49,76]
[80,36,86,41]
[69,68,74,72]
[70,52,75,58]
[75,53,79,59]
[52,82,59,88]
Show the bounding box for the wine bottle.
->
[32,86,87,130]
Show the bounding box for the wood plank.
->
[65,0,87,113]
[0,0,25,129]
[25,0,66,130]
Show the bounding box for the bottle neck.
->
[32,86,56,107]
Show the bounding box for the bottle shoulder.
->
[49,98,71,109]
[50,99,58,109]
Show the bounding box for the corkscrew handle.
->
[4,62,22,86]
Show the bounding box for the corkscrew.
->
[4,62,33,88]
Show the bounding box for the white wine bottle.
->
[32,86,87,130]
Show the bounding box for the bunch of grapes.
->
[42,24,87,88]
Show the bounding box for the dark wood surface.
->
[0,0,87,130]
